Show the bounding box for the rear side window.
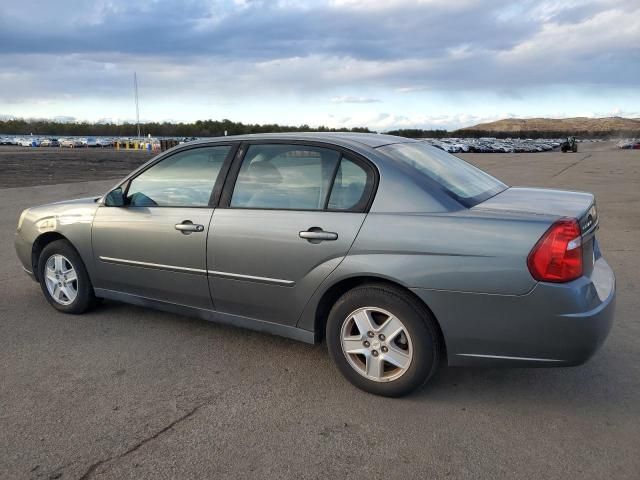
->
[378,142,506,207]
[328,158,369,211]
[230,144,340,210]
[126,146,231,207]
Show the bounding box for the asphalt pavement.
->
[1,141,638,479]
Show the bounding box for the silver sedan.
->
[15,133,615,396]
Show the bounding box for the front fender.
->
[15,200,98,279]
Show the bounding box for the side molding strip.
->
[99,256,207,274]
[206,270,295,286]
[98,256,295,285]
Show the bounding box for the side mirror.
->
[104,187,125,207]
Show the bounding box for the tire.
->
[326,283,441,397]
[38,239,96,314]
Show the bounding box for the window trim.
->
[323,152,343,210]
[219,140,378,213]
[117,143,239,209]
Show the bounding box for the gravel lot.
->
[1,141,638,479]
[0,146,152,188]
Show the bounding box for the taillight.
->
[527,218,583,282]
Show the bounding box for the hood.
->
[25,196,102,223]
[46,196,102,207]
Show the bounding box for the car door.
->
[92,144,237,309]
[207,142,376,326]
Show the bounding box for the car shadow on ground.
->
[414,356,620,408]
[92,299,622,410]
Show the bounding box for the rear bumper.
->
[411,256,615,367]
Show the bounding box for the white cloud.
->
[313,111,503,131]
[1,0,639,128]
[395,86,430,93]
[330,96,381,104]
[499,6,640,62]
[329,0,479,10]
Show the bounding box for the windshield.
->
[378,142,507,207]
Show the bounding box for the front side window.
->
[377,142,507,207]
[127,146,231,207]
[230,144,340,210]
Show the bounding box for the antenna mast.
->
[134,72,141,139]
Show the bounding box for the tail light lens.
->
[527,218,583,282]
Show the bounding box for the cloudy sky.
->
[1,0,639,130]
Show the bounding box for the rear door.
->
[207,142,376,326]
[92,144,237,309]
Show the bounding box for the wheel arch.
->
[312,275,447,361]
[31,232,70,281]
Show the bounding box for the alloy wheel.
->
[340,307,413,382]
[44,254,78,306]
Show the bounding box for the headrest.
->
[247,160,283,185]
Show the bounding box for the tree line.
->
[385,129,450,138]
[2,118,636,139]
[0,118,372,137]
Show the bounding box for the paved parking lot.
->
[1,142,639,479]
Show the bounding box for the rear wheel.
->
[38,240,96,314]
[326,284,441,397]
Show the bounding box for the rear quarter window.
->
[377,142,507,207]
[328,158,369,211]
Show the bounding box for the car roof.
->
[185,132,416,149]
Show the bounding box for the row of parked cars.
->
[616,139,640,149]
[0,136,116,147]
[421,137,599,153]
[1,135,611,153]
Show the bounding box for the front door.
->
[207,142,375,326]
[92,144,235,309]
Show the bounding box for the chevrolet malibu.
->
[15,133,615,396]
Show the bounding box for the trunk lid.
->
[474,187,597,235]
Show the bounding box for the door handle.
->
[299,229,338,242]
[175,221,205,234]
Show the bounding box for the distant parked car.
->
[18,138,40,147]
[60,138,83,148]
[14,133,615,396]
[95,138,113,148]
[40,138,60,147]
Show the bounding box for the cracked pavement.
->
[1,142,639,479]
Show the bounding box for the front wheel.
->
[326,284,441,397]
[38,240,96,314]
